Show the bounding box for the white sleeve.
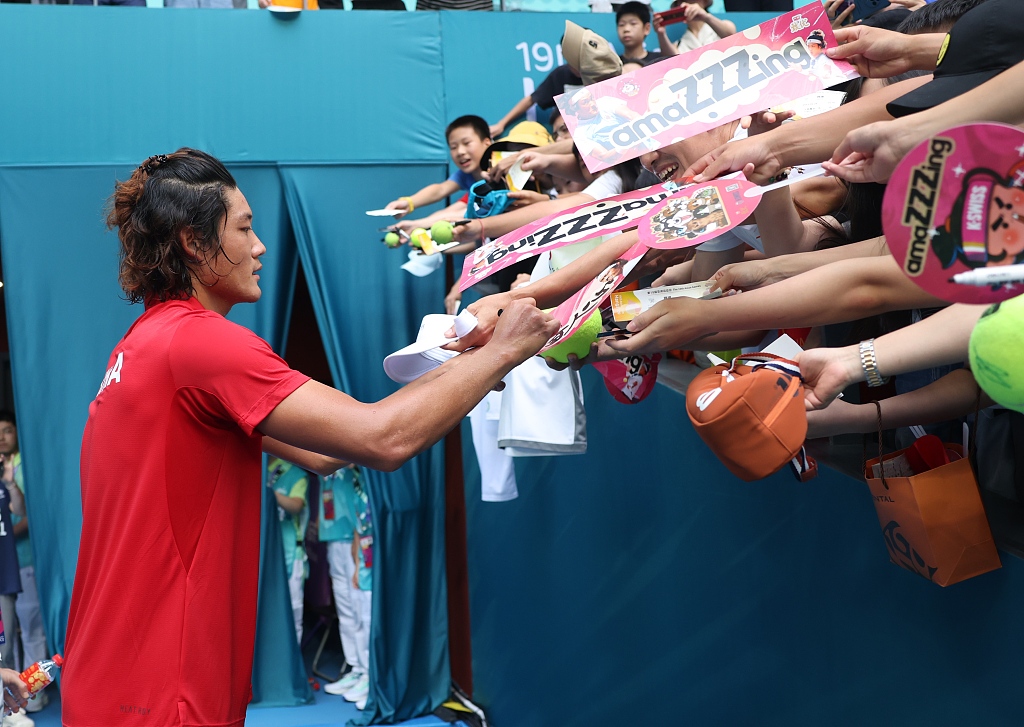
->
[581,169,623,200]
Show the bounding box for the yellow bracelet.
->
[400,196,415,212]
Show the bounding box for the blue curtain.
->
[229,165,312,707]
[0,164,309,705]
[463,371,1024,727]
[279,163,451,723]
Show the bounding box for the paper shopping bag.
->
[863,444,1000,586]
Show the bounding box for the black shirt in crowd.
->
[531,64,585,110]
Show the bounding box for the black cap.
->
[888,0,1024,118]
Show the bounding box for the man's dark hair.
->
[616,1,651,25]
[548,107,563,126]
[107,148,238,305]
[860,7,911,31]
[446,115,491,143]
[897,0,989,34]
[0,411,15,427]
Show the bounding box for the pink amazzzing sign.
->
[556,3,857,173]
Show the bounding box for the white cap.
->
[383,310,478,384]
[401,249,444,277]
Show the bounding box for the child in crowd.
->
[320,467,364,704]
[655,0,736,55]
[1,614,30,722]
[0,471,31,727]
[346,474,373,711]
[268,457,309,645]
[322,469,373,711]
[385,115,492,221]
[616,2,665,65]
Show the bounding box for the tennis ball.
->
[383,231,401,248]
[544,309,602,364]
[969,294,1024,412]
[409,228,428,250]
[431,220,454,245]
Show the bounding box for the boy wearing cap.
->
[616,2,665,66]
[385,115,492,218]
[655,0,736,56]
[490,20,623,140]
[562,20,624,86]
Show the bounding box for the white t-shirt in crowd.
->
[676,23,722,54]
[581,168,624,200]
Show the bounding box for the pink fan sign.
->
[459,179,688,293]
[540,240,648,355]
[640,177,760,250]
[556,3,858,174]
[882,123,1024,305]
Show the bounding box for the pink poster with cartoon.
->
[540,240,648,354]
[883,123,1024,305]
[639,177,761,250]
[555,3,858,173]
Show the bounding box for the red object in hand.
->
[19,655,63,696]
[904,435,950,475]
[654,5,690,27]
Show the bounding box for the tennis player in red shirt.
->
[60,149,557,727]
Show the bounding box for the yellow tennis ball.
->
[409,228,428,250]
[383,231,401,248]
[969,294,1024,413]
[430,220,454,245]
[544,310,602,364]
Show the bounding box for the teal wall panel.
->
[464,373,1024,727]
[0,6,446,165]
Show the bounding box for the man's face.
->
[639,123,733,182]
[617,15,649,49]
[199,187,266,313]
[989,183,1024,261]
[448,127,491,173]
[0,421,18,456]
[808,41,824,58]
[576,94,599,119]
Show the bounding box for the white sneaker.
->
[355,693,368,710]
[23,690,48,714]
[4,709,35,727]
[342,674,369,703]
[323,669,363,696]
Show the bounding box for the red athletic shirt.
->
[62,297,309,727]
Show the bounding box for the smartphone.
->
[653,6,689,27]
[837,0,891,23]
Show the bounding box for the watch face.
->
[883,122,1024,305]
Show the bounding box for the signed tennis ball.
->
[544,310,602,364]
[383,231,401,248]
[969,294,1024,413]
[430,220,454,245]
[409,228,428,250]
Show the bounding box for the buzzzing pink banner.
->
[459,180,687,292]
[556,3,857,173]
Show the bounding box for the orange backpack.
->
[686,353,816,482]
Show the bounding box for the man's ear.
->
[179,228,202,263]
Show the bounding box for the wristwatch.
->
[859,338,889,388]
